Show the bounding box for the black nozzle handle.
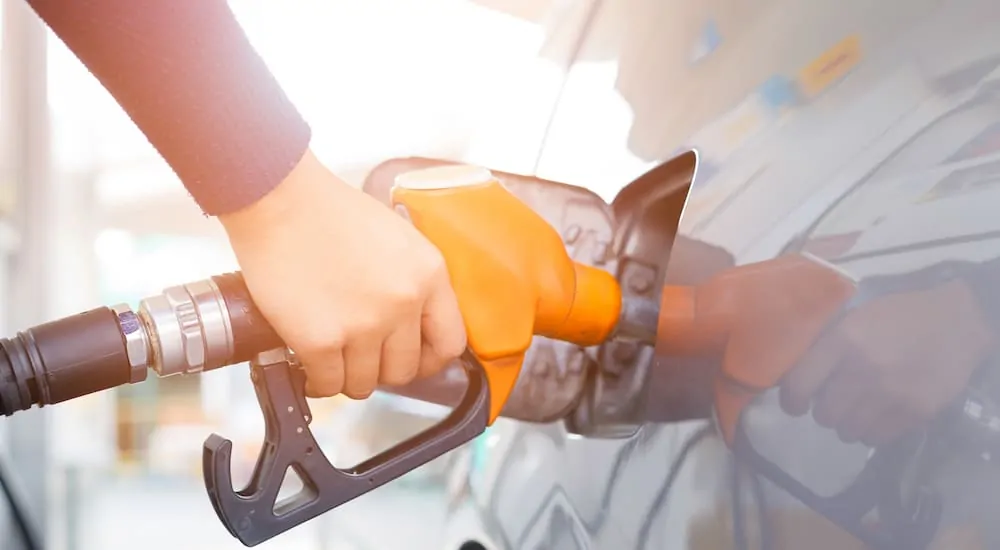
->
[203,351,490,547]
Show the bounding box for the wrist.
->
[218,149,351,239]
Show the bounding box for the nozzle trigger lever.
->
[202,350,490,547]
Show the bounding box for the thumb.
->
[418,277,468,378]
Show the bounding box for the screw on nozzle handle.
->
[136,272,284,377]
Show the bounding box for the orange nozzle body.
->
[392,165,622,424]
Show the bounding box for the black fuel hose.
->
[0,308,136,550]
[0,307,132,417]
[0,272,283,418]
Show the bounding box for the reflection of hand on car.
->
[779,278,996,446]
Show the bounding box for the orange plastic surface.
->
[392,170,622,424]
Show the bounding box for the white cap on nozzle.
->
[393,164,494,190]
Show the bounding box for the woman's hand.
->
[218,150,467,399]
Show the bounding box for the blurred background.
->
[0,0,653,548]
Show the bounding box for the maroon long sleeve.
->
[25,0,312,216]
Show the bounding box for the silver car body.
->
[362,0,1000,548]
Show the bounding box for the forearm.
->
[26,0,311,215]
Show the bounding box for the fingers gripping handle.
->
[203,164,620,546]
[203,351,489,547]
